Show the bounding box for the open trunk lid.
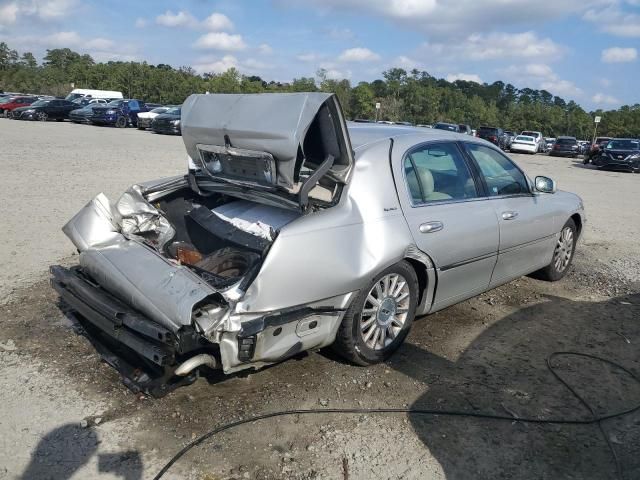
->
[181,92,354,210]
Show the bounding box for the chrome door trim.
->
[440,251,498,272]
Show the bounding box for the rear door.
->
[463,143,558,286]
[394,141,499,311]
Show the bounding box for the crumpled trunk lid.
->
[62,184,219,333]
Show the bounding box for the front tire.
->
[115,116,128,128]
[36,111,47,121]
[333,261,418,366]
[534,219,577,281]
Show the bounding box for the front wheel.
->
[36,111,47,121]
[534,219,577,281]
[115,116,128,128]
[333,260,418,365]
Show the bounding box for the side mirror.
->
[535,176,556,193]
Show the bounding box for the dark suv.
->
[90,99,147,127]
[477,126,505,147]
[549,136,579,158]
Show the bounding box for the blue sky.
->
[1,0,639,109]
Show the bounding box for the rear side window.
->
[465,144,529,196]
[128,100,140,110]
[404,142,478,204]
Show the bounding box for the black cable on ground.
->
[152,352,640,480]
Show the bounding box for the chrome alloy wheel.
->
[360,273,411,350]
[553,226,574,273]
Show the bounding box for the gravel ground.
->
[0,118,639,480]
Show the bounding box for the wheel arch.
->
[403,245,437,316]
[570,213,583,238]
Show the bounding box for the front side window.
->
[404,142,478,204]
[466,144,529,196]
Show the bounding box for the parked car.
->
[0,96,38,117]
[501,131,517,150]
[433,122,459,132]
[65,88,123,102]
[51,92,585,396]
[69,103,105,124]
[458,124,473,135]
[137,107,170,130]
[477,126,505,148]
[11,98,78,121]
[151,106,182,135]
[584,137,613,164]
[90,99,148,128]
[549,136,579,157]
[521,131,545,153]
[72,97,109,107]
[591,138,640,172]
[544,138,556,153]
[510,135,539,154]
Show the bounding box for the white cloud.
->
[338,47,381,62]
[540,79,582,97]
[293,0,604,39]
[193,55,239,74]
[584,6,640,37]
[156,10,199,28]
[193,32,247,51]
[446,73,482,83]
[43,30,81,46]
[258,43,273,55]
[419,31,563,62]
[592,93,621,105]
[154,10,233,31]
[0,0,77,27]
[85,37,115,50]
[202,12,234,31]
[601,47,637,63]
[135,18,147,28]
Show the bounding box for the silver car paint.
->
[60,104,585,376]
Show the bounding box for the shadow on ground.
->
[387,293,640,480]
[20,423,143,480]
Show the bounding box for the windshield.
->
[606,140,640,150]
[30,100,50,107]
[150,107,168,114]
[515,136,534,142]
[522,131,539,137]
[106,100,124,107]
[0,97,13,104]
[65,93,83,101]
[165,107,181,115]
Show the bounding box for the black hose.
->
[152,352,640,480]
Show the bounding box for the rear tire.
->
[115,116,128,128]
[333,260,418,366]
[534,219,577,282]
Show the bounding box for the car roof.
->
[347,122,492,152]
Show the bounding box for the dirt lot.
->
[1,118,639,480]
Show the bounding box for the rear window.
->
[521,131,539,137]
[515,136,534,142]
[557,138,577,145]
[479,127,498,134]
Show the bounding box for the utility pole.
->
[375,102,380,122]
[592,116,601,144]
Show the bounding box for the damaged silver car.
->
[52,93,585,396]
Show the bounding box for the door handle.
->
[419,221,444,234]
[502,211,519,220]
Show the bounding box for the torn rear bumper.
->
[50,265,209,397]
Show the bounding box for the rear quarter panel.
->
[236,139,415,314]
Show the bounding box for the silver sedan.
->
[52,93,585,396]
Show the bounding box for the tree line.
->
[1,42,639,139]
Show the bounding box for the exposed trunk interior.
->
[151,187,300,290]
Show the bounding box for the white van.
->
[65,89,124,102]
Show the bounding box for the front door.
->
[394,141,499,311]
[462,143,558,286]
